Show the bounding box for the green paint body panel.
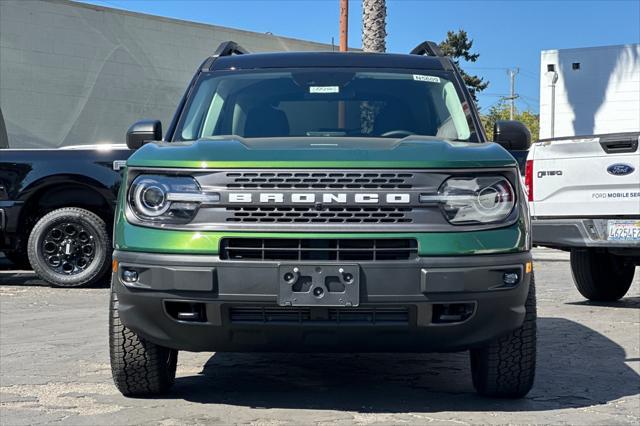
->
[114,211,527,256]
[117,137,525,256]
[126,138,517,169]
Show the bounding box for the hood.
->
[126,136,517,169]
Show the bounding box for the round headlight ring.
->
[141,185,166,210]
[133,180,170,217]
[475,179,513,216]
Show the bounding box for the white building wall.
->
[0,0,331,148]
[539,44,640,140]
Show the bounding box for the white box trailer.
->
[528,44,640,302]
[539,44,639,139]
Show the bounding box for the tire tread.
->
[109,291,177,396]
[471,273,537,398]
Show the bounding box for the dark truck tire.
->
[470,272,536,398]
[27,207,111,287]
[110,291,178,397]
[570,249,634,301]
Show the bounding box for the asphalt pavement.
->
[0,248,638,425]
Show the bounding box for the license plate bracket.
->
[278,264,360,307]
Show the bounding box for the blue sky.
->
[79,0,640,113]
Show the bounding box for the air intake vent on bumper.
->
[220,238,418,261]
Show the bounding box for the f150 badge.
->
[607,163,635,176]
[537,170,563,178]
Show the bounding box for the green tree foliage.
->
[481,101,540,142]
[439,30,488,101]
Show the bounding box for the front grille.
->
[220,238,418,261]
[225,171,414,189]
[229,306,410,325]
[225,206,413,224]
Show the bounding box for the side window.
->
[200,92,225,137]
[440,82,471,140]
[180,78,216,140]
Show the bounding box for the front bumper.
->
[532,217,640,250]
[112,249,532,353]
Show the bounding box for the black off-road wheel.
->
[570,249,634,301]
[109,291,178,397]
[27,207,111,287]
[470,272,537,398]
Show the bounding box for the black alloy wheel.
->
[41,221,97,275]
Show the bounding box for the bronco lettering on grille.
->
[228,193,412,204]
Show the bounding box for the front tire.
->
[109,290,178,397]
[470,272,537,398]
[570,249,634,301]
[27,207,111,287]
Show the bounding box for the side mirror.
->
[126,120,162,150]
[493,120,531,151]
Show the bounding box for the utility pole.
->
[339,0,348,52]
[506,68,519,120]
[545,70,559,138]
[338,0,348,128]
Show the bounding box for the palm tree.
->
[362,0,386,53]
[361,0,387,133]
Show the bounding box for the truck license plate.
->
[607,220,640,241]
[278,264,359,307]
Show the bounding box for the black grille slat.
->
[229,306,409,325]
[221,238,418,261]
[226,206,413,224]
[225,172,414,189]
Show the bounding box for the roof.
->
[211,51,448,71]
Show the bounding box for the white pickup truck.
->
[526,132,640,301]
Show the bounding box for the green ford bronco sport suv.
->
[109,41,535,398]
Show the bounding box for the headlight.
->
[128,175,219,223]
[420,176,515,224]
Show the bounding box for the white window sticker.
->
[413,74,441,83]
[309,86,340,94]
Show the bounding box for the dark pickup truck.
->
[0,145,131,286]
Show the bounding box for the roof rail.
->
[409,41,444,57]
[213,41,249,58]
[201,41,249,71]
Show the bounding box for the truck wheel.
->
[570,249,634,301]
[109,291,178,396]
[470,273,536,398]
[27,207,111,287]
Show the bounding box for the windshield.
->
[175,69,478,142]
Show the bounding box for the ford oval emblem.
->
[607,163,635,176]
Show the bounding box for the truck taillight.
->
[524,160,534,202]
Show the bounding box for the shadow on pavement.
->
[0,271,50,287]
[166,317,639,412]
[566,297,640,310]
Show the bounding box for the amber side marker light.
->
[112,258,118,273]
[525,262,532,274]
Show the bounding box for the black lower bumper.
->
[532,217,640,250]
[112,250,532,353]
